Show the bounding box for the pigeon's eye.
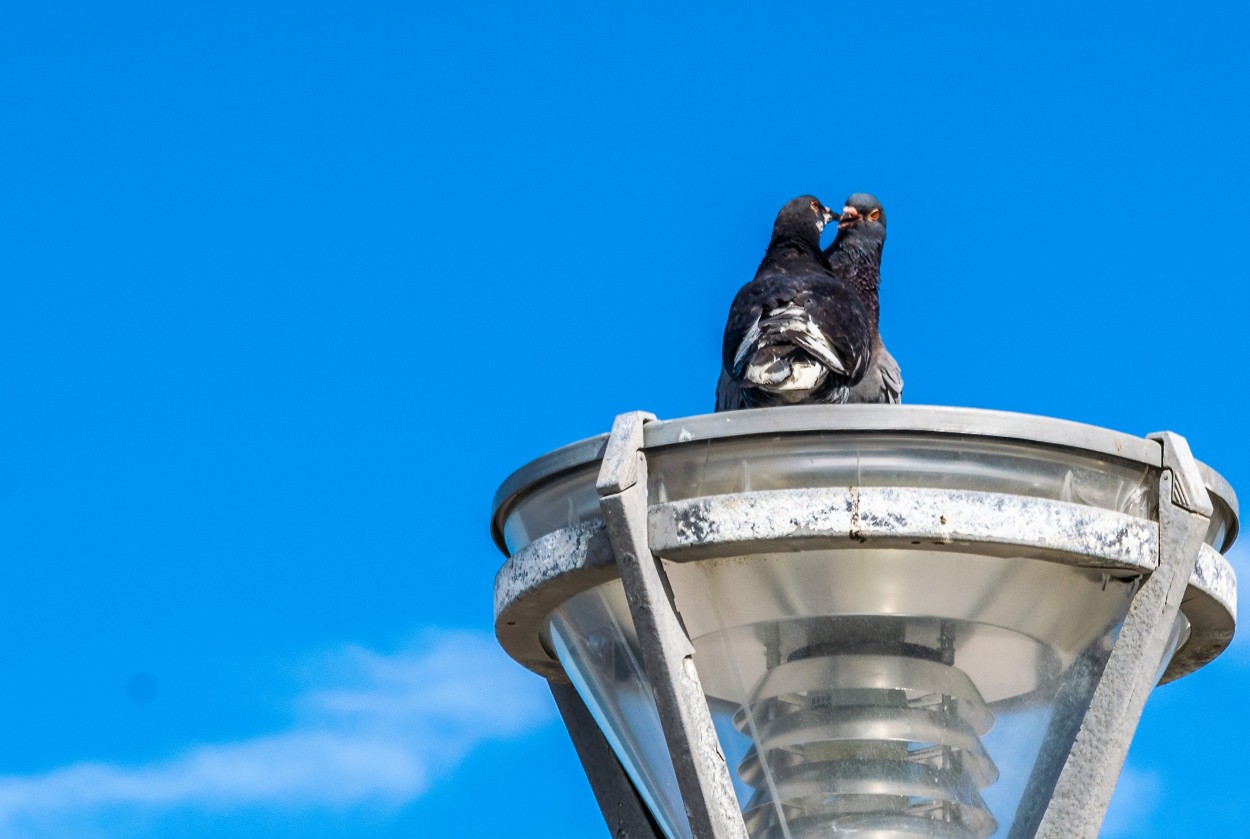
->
[868,209,881,221]
[809,200,821,214]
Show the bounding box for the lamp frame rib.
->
[1033,432,1213,838]
[595,411,750,839]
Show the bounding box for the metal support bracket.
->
[1035,431,1213,838]
[596,411,749,839]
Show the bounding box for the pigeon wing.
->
[795,283,871,383]
[714,367,746,411]
[877,343,904,404]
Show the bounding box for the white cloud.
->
[0,631,553,834]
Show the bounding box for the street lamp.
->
[491,406,1237,839]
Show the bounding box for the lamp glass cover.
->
[548,548,1158,839]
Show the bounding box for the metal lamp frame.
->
[491,406,1238,839]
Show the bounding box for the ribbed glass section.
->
[547,549,1140,839]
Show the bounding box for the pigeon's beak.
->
[837,205,860,229]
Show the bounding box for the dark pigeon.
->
[824,193,903,404]
[715,196,871,411]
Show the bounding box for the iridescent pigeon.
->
[824,193,903,404]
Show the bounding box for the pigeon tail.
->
[733,303,852,398]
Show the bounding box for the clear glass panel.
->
[503,434,1157,554]
[548,584,694,839]
[547,550,1136,839]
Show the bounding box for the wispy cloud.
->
[0,631,552,835]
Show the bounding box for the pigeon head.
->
[837,193,887,239]
[772,195,835,245]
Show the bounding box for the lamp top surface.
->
[491,405,1237,555]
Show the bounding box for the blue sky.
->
[1,2,1247,836]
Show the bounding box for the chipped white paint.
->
[494,486,1236,683]
[493,519,606,621]
[651,487,1156,569]
[1192,542,1237,615]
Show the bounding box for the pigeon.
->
[715,196,871,411]
[824,193,903,404]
